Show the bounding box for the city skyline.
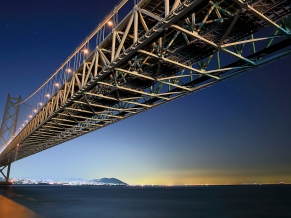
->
[0,0,291,185]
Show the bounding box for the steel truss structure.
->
[0,94,21,179]
[0,164,11,183]
[1,0,291,167]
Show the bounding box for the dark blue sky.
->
[0,0,291,184]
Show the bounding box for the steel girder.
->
[0,0,291,166]
[0,164,11,183]
[0,94,21,167]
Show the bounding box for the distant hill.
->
[91,178,127,185]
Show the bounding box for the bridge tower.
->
[0,94,21,184]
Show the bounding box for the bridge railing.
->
[20,3,132,122]
[1,0,291,164]
[0,0,187,159]
[0,0,137,154]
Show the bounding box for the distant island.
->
[2,177,127,186]
[92,178,126,185]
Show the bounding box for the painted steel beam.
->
[1,0,291,166]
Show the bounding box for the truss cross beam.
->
[0,0,291,168]
[0,163,11,183]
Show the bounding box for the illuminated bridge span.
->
[1,0,291,182]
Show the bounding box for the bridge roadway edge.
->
[0,0,290,175]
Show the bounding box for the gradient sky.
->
[0,0,291,185]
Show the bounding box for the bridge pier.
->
[0,163,12,185]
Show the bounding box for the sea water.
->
[0,185,290,218]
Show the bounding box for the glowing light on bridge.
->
[107,20,113,27]
[1,0,291,184]
[82,49,89,54]
[33,109,37,113]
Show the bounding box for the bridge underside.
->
[1,0,291,167]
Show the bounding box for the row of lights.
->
[59,20,113,78]
[19,80,62,130]
[18,106,41,131]
[64,48,89,73]
[18,100,47,131]
[17,80,62,131]
[15,21,114,133]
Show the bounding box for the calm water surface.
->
[0,185,290,218]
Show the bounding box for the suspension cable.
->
[17,0,128,105]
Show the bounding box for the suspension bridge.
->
[1,0,291,184]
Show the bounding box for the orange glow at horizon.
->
[123,170,291,186]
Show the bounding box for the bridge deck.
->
[1,0,291,167]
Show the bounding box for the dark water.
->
[0,185,290,218]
